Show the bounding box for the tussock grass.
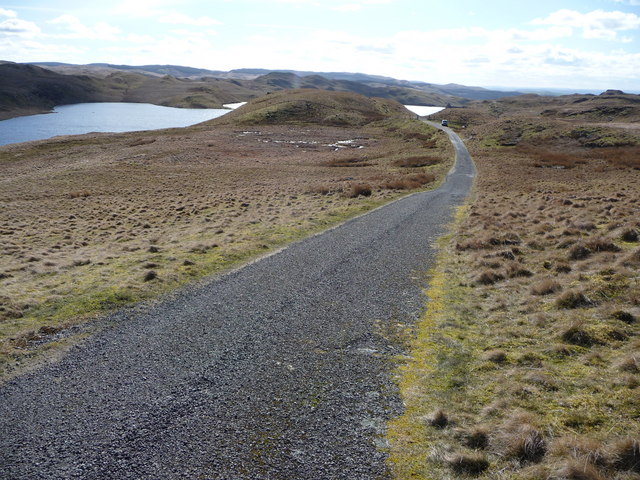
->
[347,183,372,198]
[393,155,441,168]
[448,452,490,476]
[382,173,437,191]
[388,98,639,479]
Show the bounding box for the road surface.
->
[0,122,474,479]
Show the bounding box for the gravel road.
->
[0,122,474,479]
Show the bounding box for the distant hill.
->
[0,61,522,120]
[0,62,258,119]
[31,62,522,101]
[435,90,640,139]
[0,62,124,119]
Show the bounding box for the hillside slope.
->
[0,62,122,119]
[210,88,413,126]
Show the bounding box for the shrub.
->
[574,221,597,231]
[608,438,640,472]
[506,263,533,278]
[143,270,157,281]
[429,409,449,428]
[551,435,606,466]
[394,155,441,168]
[448,453,490,476]
[568,244,592,260]
[621,228,639,242]
[560,322,596,346]
[618,355,639,373]
[556,291,592,309]
[503,425,547,463]
[531,278,562,295]
[464,426,490,449]
[382,173,435,190]
[483,349,508,363]
[348,183,372,198]
[550,462,605,480]
[493,413,547,463]
[475,270,505,285]
[555,262,572,273]
[489,232,522,245]
[586,237,621,253]
[325,157,372,167]
[612,310,636,323]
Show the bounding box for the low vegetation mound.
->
[210,89,413,126]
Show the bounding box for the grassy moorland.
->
[0,89,453,380]
[389,91,640,479]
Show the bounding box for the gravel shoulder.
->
[0,124,474,479]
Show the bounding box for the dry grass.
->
[388,94,640,479]
[382,173,436,190]
[0,108,453,380]
[347,183,373,198]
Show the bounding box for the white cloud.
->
[112,0,177,17]
[127,33,156,43]
[272,0,393,7]
[333,4,362,12]
[532,9,640,40]
[48,14,120,40]
[0,8,17,18]
[157,13,222,26]
[0,18,40,37]
[333,0,392,8]
[0,36,86,61]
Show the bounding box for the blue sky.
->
[1,0,639,90]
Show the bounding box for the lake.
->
[0,102,230,146]
[404,105,445,117]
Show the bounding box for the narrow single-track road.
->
[0,122,474,479]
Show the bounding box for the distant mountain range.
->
[0,61,524,120]
[35,62,524,101]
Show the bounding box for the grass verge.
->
[388,99,639,479]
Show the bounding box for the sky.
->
[1,0,639,91]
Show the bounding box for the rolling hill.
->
[210,88,413,126]
[0,61,522,120]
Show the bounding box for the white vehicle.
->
[441,119,448,126]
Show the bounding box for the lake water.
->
[0,102,230,146]
[404,105,445,117]
[0,102,445,147]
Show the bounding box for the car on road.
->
[441,119,448,126]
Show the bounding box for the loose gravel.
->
[0,123,474,479]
